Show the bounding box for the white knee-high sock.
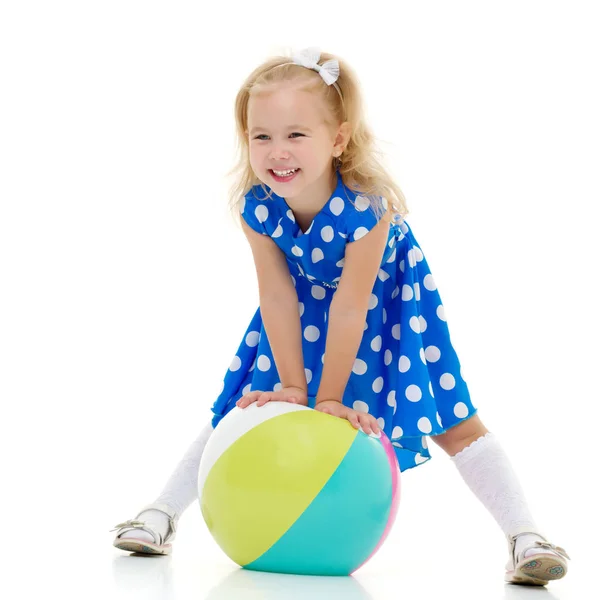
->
[154,421,214,514]
[451,432,551,559]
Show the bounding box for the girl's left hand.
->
[236,386,308,408]
[315,400,381,435]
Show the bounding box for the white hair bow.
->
[291,47,340,86]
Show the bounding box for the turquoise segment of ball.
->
[243,430,394,576]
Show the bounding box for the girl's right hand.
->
[315,400,381,435]
[236,386,308,408]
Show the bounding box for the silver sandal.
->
[110,502,179,555]
[505,530,570,585]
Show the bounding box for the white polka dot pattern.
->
[255,205,269,223]
[330,196,345,216]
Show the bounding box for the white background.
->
[1,1,598,598]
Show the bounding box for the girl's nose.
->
[269,145,290,160]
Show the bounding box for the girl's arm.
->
[315,216,391,405]
[240,217,307,394]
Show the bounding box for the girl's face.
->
[247,83,343,203]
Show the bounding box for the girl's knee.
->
[430,414,489,456]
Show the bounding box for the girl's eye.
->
[254,133,305,140]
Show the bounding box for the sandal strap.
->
[109,502,180,545]
[109,519,164,545]
[110,519,145,532]
[531,540,571,561]
[138,503,179,525]
[507,531,571,566]
[137,503,179,542]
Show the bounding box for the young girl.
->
[111,47,570,586]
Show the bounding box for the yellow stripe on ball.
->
[201,409,357,566]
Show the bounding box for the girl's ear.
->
[333,121,351,155]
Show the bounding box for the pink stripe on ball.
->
[350,431,401,574]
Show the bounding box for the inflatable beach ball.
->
[198,402,401,576]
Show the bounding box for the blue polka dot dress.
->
[210,170,477,471]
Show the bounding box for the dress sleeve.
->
[239,193,269,235]
[341,195,387,242]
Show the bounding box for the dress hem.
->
[391,407,479,472]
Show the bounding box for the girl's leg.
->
[117,421,214,543]
[154,421,214,514]
[430,415,554,560]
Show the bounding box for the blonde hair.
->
[225,50,410,226]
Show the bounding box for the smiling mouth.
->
[271,168,300,177]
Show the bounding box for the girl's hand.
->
[315,400,381,435]
[236,386,308,408]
